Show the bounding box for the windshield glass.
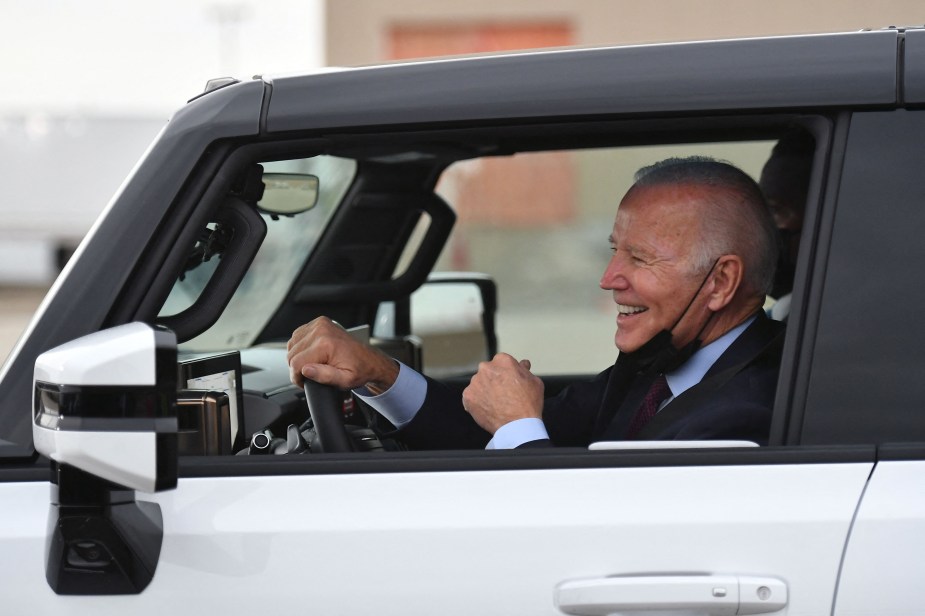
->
[160,155,356,351]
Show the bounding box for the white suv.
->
[2,28,925,615]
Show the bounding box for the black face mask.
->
[618,260,718,375]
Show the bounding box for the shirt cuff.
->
[353,361,426,428]
[486,418,550,449]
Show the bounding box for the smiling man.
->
[288,156,785,449]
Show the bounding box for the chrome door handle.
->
[555,574,787,616]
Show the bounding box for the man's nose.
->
[600,253,628,290]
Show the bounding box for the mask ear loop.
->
[666,256,721,338]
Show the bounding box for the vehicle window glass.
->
[429,142,776,375]
[159,155,356,351]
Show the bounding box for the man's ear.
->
[706,255,744,311]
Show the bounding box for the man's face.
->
[600,183,713,353]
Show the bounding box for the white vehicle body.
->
[1,28,925,616]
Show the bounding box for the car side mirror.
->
[33,322,179,493]
[32,322,178,595]
[374,273,498,378]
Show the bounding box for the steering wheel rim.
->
[303,380,354,453]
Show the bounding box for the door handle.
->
[555,574,787,616]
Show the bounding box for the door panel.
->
[0,482,50,613]
[17,460,869,614]
[835,459,925,615]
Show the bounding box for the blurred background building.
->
[1,0,922,361]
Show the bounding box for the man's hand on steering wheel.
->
[287,316,399,392]
[287,317,399,453]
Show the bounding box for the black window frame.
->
[168,111,863,478]
[796,109,925,447]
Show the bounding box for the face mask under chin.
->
[616,258,719,375]
[617,328,702,374]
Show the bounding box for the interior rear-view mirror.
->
[258,172,320,215]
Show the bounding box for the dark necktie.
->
[625,374,671,439]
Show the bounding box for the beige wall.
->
[326,0,924,65]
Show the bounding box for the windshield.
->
[159,155,356,351]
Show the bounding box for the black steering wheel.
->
[303,380,354,453]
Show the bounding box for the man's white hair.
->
[632,156,779,296]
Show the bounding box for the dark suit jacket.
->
[399,313,784,450]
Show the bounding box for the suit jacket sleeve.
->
[396,376,489,450]
[398,367,616,450]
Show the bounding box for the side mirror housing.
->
[33,322,178,493]
[32,322,178,595]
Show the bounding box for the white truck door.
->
[9,451,871,615]
[834,455,925,615]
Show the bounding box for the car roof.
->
[262,30,901,133]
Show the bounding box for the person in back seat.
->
[288,156,785,448]
[760,129,815,321]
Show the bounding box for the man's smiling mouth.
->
[617,304,648,315]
